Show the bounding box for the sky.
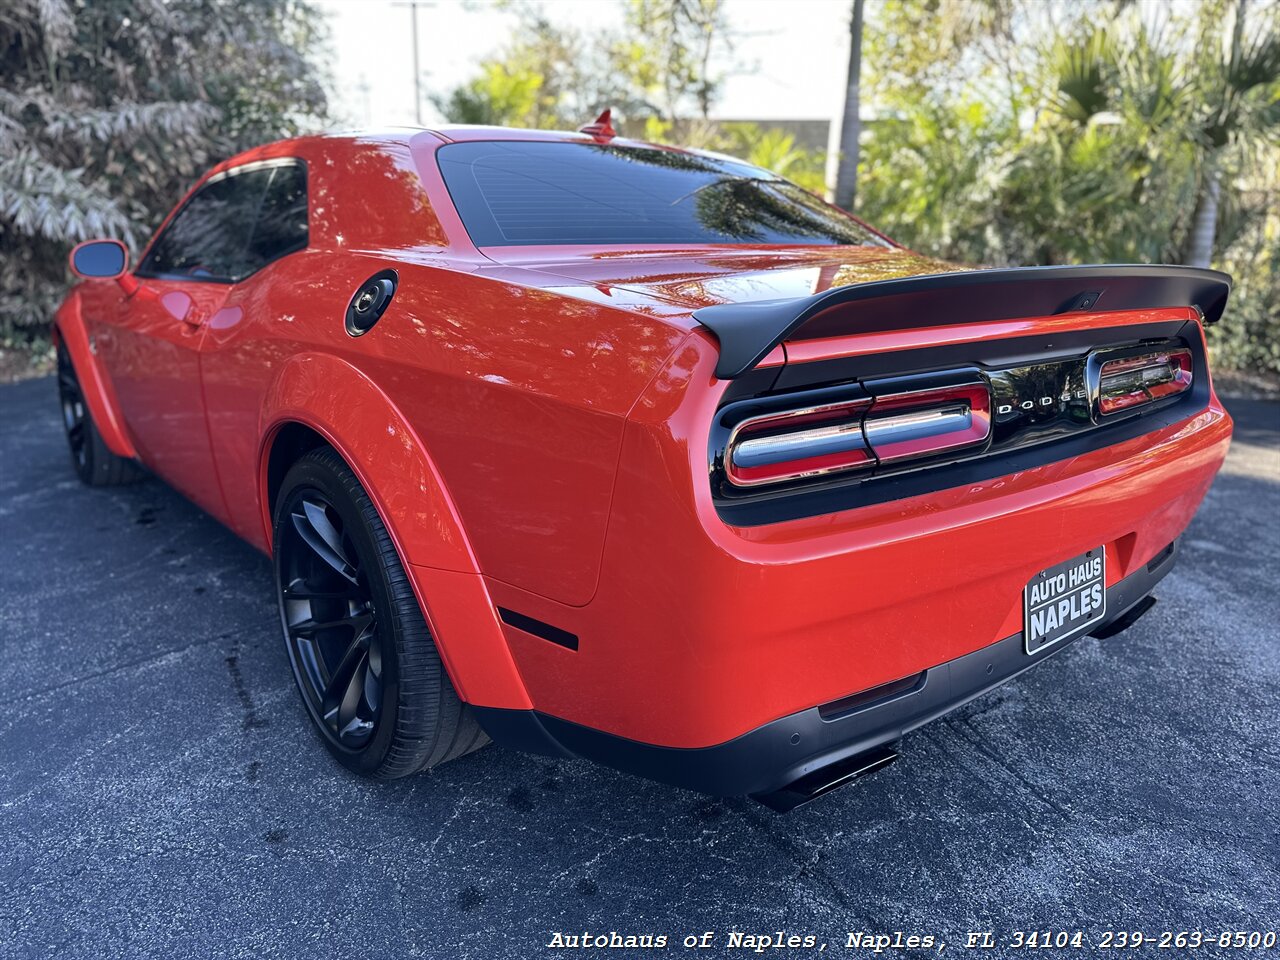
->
[316,0,855,128]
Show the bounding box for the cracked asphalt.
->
[1,375,1277,959]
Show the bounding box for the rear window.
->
[436,141,889,248]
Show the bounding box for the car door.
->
[95,165,278,519]
[196,160,311,545]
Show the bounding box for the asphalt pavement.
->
[1,375,1277,959]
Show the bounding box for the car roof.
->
[428,124,596,143]
[284,124,730,158]
[216,125,748,179]
[424,124,662,146]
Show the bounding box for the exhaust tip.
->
[750,742,900,813]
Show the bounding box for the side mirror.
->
[69,239,128,279]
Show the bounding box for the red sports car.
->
[55,121,1232,810]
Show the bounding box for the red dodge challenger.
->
[55,121,1232,810]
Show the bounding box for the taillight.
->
[863,383,991,464]
[727,398,873,487]
[1097,348,1193,415]
[726,381,990,488]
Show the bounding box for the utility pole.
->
[392,0,434,125]
[357,74,372,126]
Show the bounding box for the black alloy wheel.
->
[273,448,487,778]
[278,490,383,749]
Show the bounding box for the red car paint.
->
[55,127,1232,762]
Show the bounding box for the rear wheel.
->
[273,447,487,779]
[56,344,143,486]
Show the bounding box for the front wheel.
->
[273,447,487,779]
[56,344,143,486]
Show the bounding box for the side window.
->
[138,167,273,281]
[248,163,308,265]
[137,161,307,283]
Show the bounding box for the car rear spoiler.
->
[693,264,1232,380]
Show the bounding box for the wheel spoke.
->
[282,585,362,602]
[291,501,357,582]
[290,611,372,637]
[320,629,371,717]
[336,656,370,735]
[278,488,384,749]
[363,661,381,714]
[303,500,350,562]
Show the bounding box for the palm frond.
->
[1050,30,1115,124]
[1227,29,1280,95]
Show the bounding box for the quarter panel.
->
[200,241,687,607]
[52,290,137,459]
[378,269,689,605]
[254,354,534,709]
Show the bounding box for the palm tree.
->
[1045,0,1279,268]
[1184,0,1280,267]
[826,0,865,211]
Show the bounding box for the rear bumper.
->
[483,365,1231,749]
[474,541,1178,797]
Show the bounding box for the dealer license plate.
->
[1023,548,1107,655]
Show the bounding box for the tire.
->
[56,344,144,486]
[273,447,488,779]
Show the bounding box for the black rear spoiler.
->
[693,264,1231,380]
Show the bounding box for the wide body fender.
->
[258,352,531,709]
[51,291,138,459]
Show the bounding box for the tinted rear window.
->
[437,141,888,247]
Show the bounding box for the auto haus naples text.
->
[1026,553,1104,642]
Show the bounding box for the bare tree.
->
[826,0,864,210]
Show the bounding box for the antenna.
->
[578,109,616,140]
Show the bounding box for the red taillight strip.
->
[1097,348,1193,416]
[864,383,991,464]
[863,404,974,458]
[725,381,992,488]
[726,398,872,487]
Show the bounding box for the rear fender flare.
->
[258,352,531,709]
[51,292,138,459]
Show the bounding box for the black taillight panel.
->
[709,321,1210,525]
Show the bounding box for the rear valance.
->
[693,263,1231,380]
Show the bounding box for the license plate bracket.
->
[1023,548,1107,655]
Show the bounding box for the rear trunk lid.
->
[491,247,1229,381]
[487,244,963,312]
